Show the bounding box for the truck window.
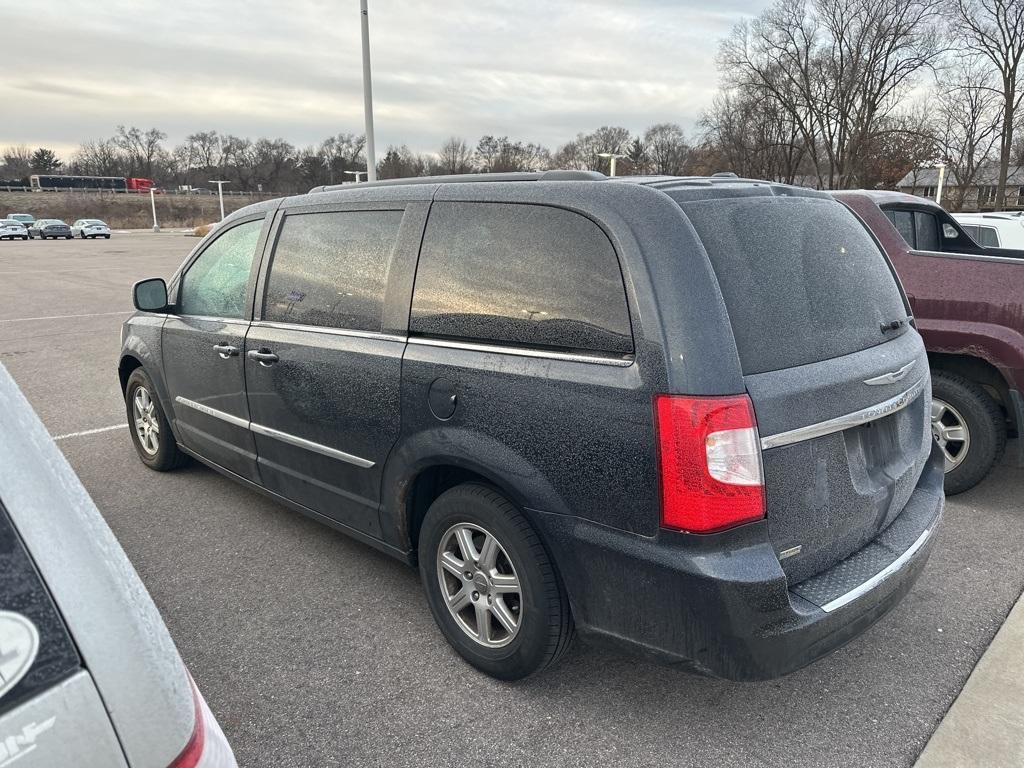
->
[886,210,915,248]
[410,202,633,355]
[914,212,939,251]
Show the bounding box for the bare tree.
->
[950,0,1024,208]
[438,137,474,174]
[71,139,123,177]
[474,136,549,172]
[643,123,691,175]
[552,126,632,171]
[936,61,1002,208]
[113,126,168,178]
[720,0,943,188]
[1,145,33,179]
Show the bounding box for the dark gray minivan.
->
[119,172,944,680]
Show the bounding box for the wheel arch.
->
[928,352,1014,435]
[379,430,570,564]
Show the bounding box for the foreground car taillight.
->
[168,677,237,768]
[654,394,765,533]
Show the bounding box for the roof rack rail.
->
[309,169,606,194]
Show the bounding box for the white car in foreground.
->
[952,212,1024,250]
[0,364,237,768]
[0,220,28,240]
[71,219,112,239]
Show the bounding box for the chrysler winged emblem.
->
[863,361,915,386]
[0,612,39,700]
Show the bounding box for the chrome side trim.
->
[820,528,931,613]
[174,396,250,429]
[249,422,375,468]
[175,396,375,468]
[250,320,406,343]
[407,336,634,368]
[760,377,927,450]
[914,248,1024,266]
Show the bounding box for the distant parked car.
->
[7,213,34,228]
[953,213,1024,250]
[0,220,28,240]
[189,187,214,195]
[71,219,112,239]
[0,364,238,767]
[28,219,72,240]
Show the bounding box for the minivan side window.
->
[410,202,633,355]
[179,219,263,319]
[262,210,403,332]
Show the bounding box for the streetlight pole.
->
[598,152,627,177]
[149,187,159,232]
[360,0,377,182]
[935,162,946,206]
[209,180,230,220]
[344,170,367,183]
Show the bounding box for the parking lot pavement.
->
[2,233,1023,768]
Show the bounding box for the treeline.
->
[2,0,1021,207]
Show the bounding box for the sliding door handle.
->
[247,348,279,366]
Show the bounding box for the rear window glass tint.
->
[410,202,632,355]
[679,197,907,375]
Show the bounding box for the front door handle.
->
[213,343,239,359]
[247,348,279,366]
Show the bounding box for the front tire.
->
[419,483,574,680]
[931,370,1005,494]
[125,368,186,471]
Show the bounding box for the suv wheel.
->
[931,370,1005,494]
[125,368,186,471]
[419,483,574,680]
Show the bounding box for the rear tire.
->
[931,370,1005,494]
[79,232,86,239]
[65,235,72,240]
[104,234,110,239]
[125,368,187,471]
[419,483,574,680]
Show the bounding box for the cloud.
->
[0,0,771,156]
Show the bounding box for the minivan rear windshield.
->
[677,196,907,375]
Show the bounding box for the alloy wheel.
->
[931,397,970,472]
[437,523,522,648]
[133,386,160,456]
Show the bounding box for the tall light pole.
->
[149,187,159,232]
[360,0,377,182]
[344,170,367,183]
[598,152,627,177]
[935,162,946,206]
[209,180,230,220]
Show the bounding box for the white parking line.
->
[53,424,127,441]
[0,310,132,324]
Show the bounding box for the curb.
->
[915,589,1024,767]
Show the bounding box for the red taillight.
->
[167,679,206,768]
[654,394,765,533]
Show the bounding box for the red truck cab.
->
[834,191,1024,493]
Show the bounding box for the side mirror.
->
[133,278,168,312]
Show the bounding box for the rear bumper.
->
[535,441,945,681]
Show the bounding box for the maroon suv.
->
[835,191,1024,493]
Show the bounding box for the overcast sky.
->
[3,0,771,159]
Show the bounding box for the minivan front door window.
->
[179,219,262,318]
